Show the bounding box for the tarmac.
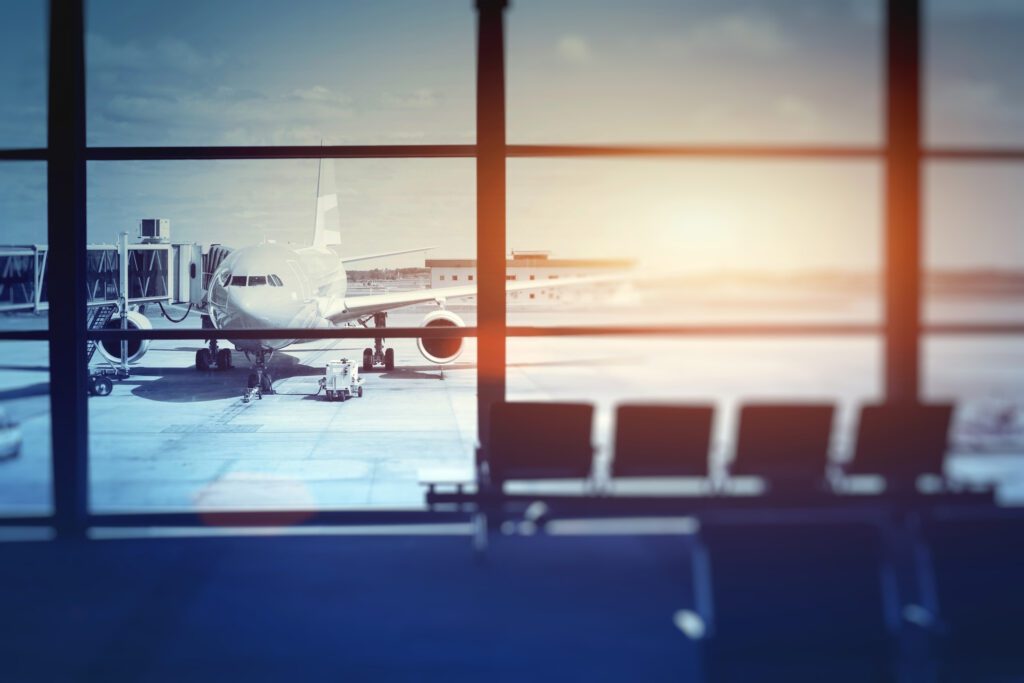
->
[2,307,1024,515]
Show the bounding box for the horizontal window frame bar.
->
[4,323,1024,343]
[0,515,52,527]
[85,145,477,161]
[0,149,47,161]
[7,145,1024,163]
[87,509,472,527]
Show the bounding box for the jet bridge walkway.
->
[0,238,204,314]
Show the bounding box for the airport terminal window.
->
[8,0,1023,531]
[925,0,1024,147]
[507,0,882,145]
[85,0,475,146]
[0,1,46,148]
[507,158,883,328]
[84,158,476,513]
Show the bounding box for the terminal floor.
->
[1,534,697,682]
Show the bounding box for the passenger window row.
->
[224,274,284,287]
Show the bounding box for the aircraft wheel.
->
[362,348,373,371]
[91,376,113,397]
[216,348,233,370]
[260,372,274,394]
[196,348,213,371]
[384,348,395,371]
[247,373,259,389]
[357,386,363,398]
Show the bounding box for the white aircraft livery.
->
[95,159,619,394]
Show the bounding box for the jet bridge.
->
[0,232,205,314]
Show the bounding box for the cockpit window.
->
[269,274,283,287]
[248,276,267,287]
[230,275,247,287]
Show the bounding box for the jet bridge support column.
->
[475,0,508,488]
[119,232,129,376]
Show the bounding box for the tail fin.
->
[312,156,341,249]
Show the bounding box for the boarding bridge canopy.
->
[0,241,202,314]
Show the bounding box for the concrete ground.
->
[2,308,1024,514]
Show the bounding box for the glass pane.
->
[508,0,882,144]
[924,336,1024,504]
[505,158,882,327]
[0,0,46,148]
[0,163,48,330]
[925,163,1024,324]
[86,0,475,146]
[926,0,1024,147]
[506,336,882,489]
[86,159,476,512]
[0,341,51,515]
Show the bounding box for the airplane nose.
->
[229,290,270,328]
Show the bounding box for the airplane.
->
[94,159,623,395]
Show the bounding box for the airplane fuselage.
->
[207,244,345,353]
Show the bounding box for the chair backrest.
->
[731,403,835,482]
[488,402,594,484]
[849,403,953,479]
[924,518,1024,672]
[699,522,895,681]
[612,404,713,478]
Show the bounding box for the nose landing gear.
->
[360,312,395,371]
[242,349,274,402]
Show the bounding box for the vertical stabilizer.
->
[312,157,341,249]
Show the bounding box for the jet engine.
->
[96,310,152,364]
[416,310,465,365]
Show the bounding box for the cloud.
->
[929,0,1024,16]
[557,34,593,65]
[930,78,1024,141]
[380,88,440,109]
[659,12,791,58]
[88,33,223,74]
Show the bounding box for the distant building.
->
[425,250,633,304]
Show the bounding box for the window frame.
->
[2,0,1023,537]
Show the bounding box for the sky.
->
[0,0,1022,272]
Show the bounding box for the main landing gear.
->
[361,311,395,372]
[195,315,233,371]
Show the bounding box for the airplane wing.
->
[322,273,625,323]
[340,246,435,265]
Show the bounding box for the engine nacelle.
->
[96,310,152,364]
[416,310,465,365]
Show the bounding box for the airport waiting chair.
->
[846,403,954,491]
[486,402,594,488]
[922,517,1024,682]
[611,404,714,478]
[693,521,899,682]
[730,403,835,490]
